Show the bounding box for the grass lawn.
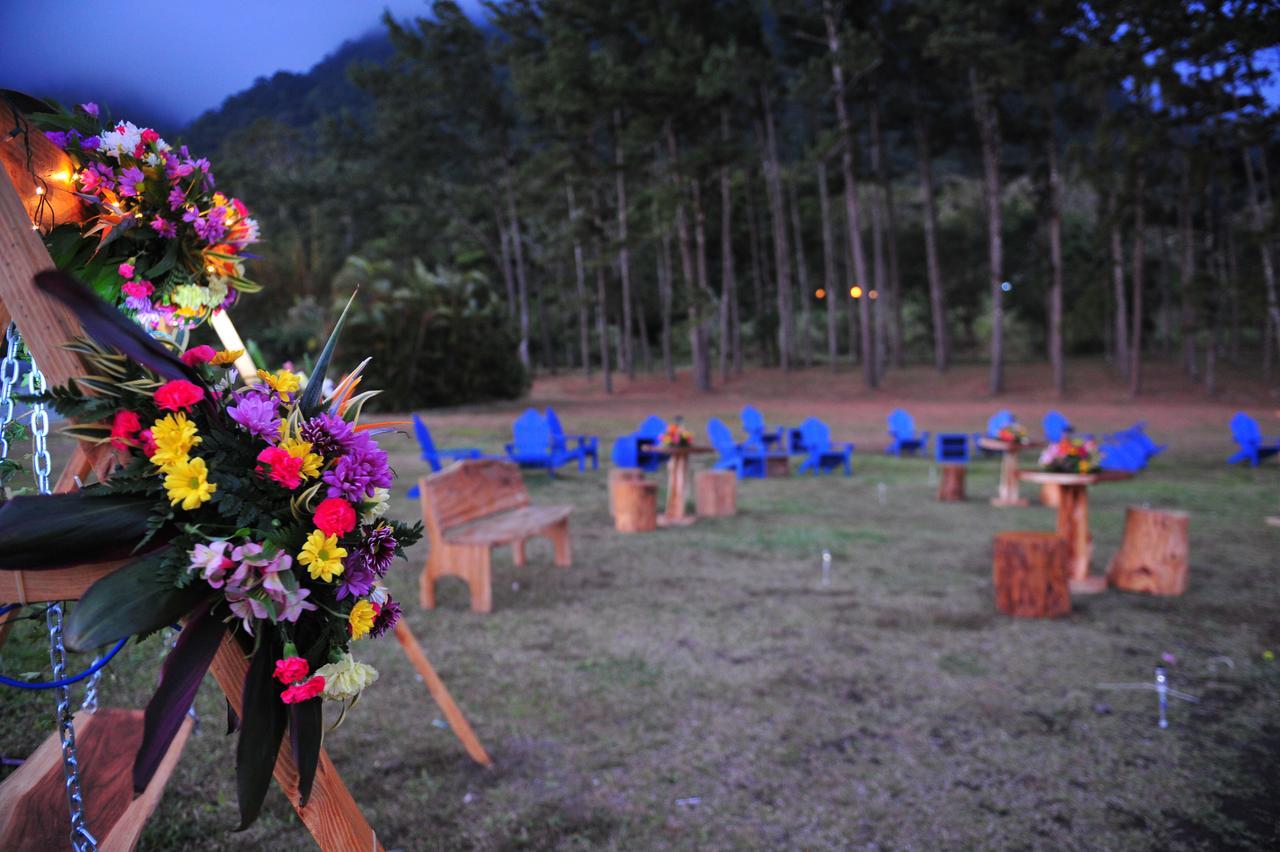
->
[2,360,1278,849]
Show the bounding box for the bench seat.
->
[443,506,574,546]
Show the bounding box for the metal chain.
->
[80,655,102,715]
[0,323,20,461]
[27,359,51,494]
[47,604,98,851]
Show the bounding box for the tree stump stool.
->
[1107,506,1190,595]
[938,464,966,502]
[695,469,737,517]
[992,531,1071,618]
[1041,482,1061,508]
[608,468,647,517]
[614,479,658,533]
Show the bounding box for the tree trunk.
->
[719,109,736,384]
[912,99,948,371]
[818,160,838,371]
[1046,123,1065,395]
[746,175,769,365]
[590,188,612,394]
[969,66,1004,395]
[635,288,652,372]
[613,110,634,380]
[496,206,517,322]
[759,88,794,372]
[824,1,875,388]
[867,95,888,382]
[870,88,903,368]
[667,120,710,392]
[504,166,531,371]
[691,176,714,392]
[1179,163,1198,380]
[537,274,555,373]
[1241,142,1280,370]
[1129,163,1146,397]
[788,173,812,367]
[566,184,592,378]
[653,189,675,383]
[1107,190,1129,380]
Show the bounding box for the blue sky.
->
[0,1,486,126]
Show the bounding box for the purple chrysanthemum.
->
[370,597,401,638]
[300,412,356,460]
[335,558,376,600]
[118,166,145,197]
[228,394,281,442]
[355,524,397,576]
[322,432,393,501]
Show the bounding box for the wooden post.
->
[992,449,1027,506]
[1106,506,1190,595]
[694,470,736,517]
[614,479,657,532]
[937,464,966,502]
[1056,483,1094,589]
[1040,482,1061,508]
[607,468,645,517]
[658,453,694,526]
[992,531,1070,617]
[392,621,492,766]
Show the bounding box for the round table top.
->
[639,443,714,456]
[1017,470,1134,486]
[977,437,1047,453]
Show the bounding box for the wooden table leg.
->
[393,621,492,767]
[658,455,694,526]
[1056,484,1104,594]
[991,450,1027,507]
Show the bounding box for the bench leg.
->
[512,538,527,567]
[420,549,439,609]
[457,545,493,613]
[549,520,572,567]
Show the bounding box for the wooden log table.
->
[641,444,713,526]
[978,437,1046,507]
[1017,470,1134,594]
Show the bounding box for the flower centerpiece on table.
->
[1038,436,1101,474]
[0,272,420,829]
[659,421,695,449]
[995,421,1030,445]
[32,101,261,331]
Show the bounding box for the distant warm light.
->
[206,266,215,273]
[868,289,879,300]
[815,288,826,299]
[850,285,863,299]
[34,186,45,196]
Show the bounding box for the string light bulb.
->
[34,186,45,196]
[850,285,863,299]
[868,289,879,301]
[815,288,826,299]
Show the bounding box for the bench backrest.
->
[887,408,916,438]
[799,417,830,453]
[741,405,767,439]
[637,415,667,440]
[545,407,568,452]
[420,459,530,538]
[1231,412,1260,444]
[707,418,738,457]
[413,413,444,472]
[510,408,551,458]
[1043,410,1072,441]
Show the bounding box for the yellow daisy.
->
[280,437,324,479]
[211,349,244,366]
[348,600,377,640]
[163,456,216,510]
[257,369,302,396]
[151,413,200,468]
[298,529,346,582]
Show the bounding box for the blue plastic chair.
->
[610,415,669,472]
[1100,440,1145,473]
[975,410,1013,455]
[796,417,853,476]
[406,414,495,497]
[885,409,930,456]
[708,417,770,478]
[546,407,599,470]
[935,433,971,464]
[741,405,785,450]
[1104,422,1166,463]
[1227,412,1280,466]
[505,408,579,476]
[1043,410,1073,442]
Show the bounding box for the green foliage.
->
[333,256,529,409]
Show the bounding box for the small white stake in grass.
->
[821,550,831,587]
[1096,666,1198,729]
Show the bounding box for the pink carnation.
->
[122,279,154,298]
[273,656,310,685]
[118,262,135,279]
[154,379,204,411]
[180,345,217,366]
[313,497,356,537]
[281,676,325,704]
[256,446,303,490]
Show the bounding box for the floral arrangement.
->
[995,421,1029,445]
[31,101,261,330]
[0,272,419,828]
[659,422,694,449]
[1038,436,1101,474]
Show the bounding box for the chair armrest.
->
[504,442,516,454]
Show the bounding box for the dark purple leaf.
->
[134,600,225,792]
[288,697,323,807]
[0,492,166,570]
[65,549,213,651]
[235,634,287,830]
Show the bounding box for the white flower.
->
[315,655,378,701]
[97,121,142,160]
[368,582,390,606]
[361,488,390,522]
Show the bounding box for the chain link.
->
[47,604,99,851]
[0,323,20,461]
[27,360,51,494]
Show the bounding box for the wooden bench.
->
[419,459,573,613]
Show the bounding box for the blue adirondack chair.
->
[1043,410,1073,442]
[796,417,853,476]
[708,417,771,478]
[885,409,930,456]
[1105,422,1166,463]
[935,433,971,464]
[1100,440,1145,473]
[505,408,580,476]
[546,407,599,470]
[610,415,669,472]
[406,414,495,497]
[741,405,785,450]
[1227,412,1280,466]
[974,410,1014,455]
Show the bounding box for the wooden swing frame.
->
[0,113,487,851]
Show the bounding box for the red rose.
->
[110,409,142,450]
[314,497,357,537]
[180,345,217,366]
[273,656,310,685]
[154,379,204,411]
[281,676,325,704]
